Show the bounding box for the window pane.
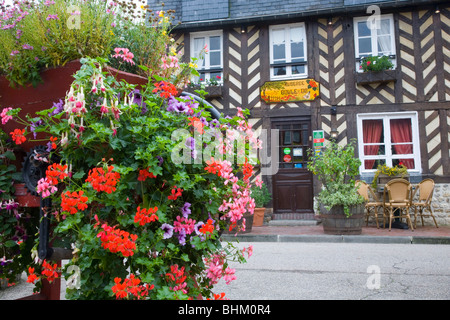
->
[362,119,384,143]
[273,44,286,60]
[364,159,385,170]
[209,36,221,50]
[209,51,221,67]
[378,19,391,35]
[272,29,285,44]
[393,158,414,169]
[358,21,371,37]
[358,38,372,55]
[377,35,392,54]
[291,64,305,75]
[274,66,286,76]
[390,119,412,143]
[291,42,304,59]
[392,144,413,155]
[210,72,221,82]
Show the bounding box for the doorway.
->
[272,119,314,219]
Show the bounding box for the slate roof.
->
[147,0,443,30]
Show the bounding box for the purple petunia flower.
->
[161,223,174,239]
[180,202,191,218]
[177,229,187,245]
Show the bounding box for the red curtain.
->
[390,119,414,169]
[363,120,383,170]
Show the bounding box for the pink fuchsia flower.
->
[36,177,57,198]
[112,48,135,65]
[1,107,13,124]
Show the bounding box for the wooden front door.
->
[272,119,314,219]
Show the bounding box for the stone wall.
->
[431,183,450,226]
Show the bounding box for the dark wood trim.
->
[439,109,450,175]
[433,9,446,102]
[259,25,271,112]
[412,9,425,102]
[327,101,450,114]
[418,110,430,174]
[222,28,230,110]
[342,16,357,106]
[393,12,403,104]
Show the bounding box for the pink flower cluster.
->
[1,107,13,124]
[112,47,135,65]
[204,253,236,286]
[36,177,58,198]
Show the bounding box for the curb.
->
[220,234,450,244]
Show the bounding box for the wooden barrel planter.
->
[320,204,365,235]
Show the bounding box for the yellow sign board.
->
[260,79,319,103]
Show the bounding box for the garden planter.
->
[355,70,397,85]
[320,204,365,235]
[253,207,265,227]
[376,174,410,193]
[184,85,222,99]
[13,183,40,207]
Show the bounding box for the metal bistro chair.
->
[383,178,414,231]
[356,180,384,228]
[411,179,438,228]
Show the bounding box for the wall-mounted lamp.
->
[435,6,440,14]
[328,17,333,25]
[331,105,337,115]
[241,26,246,34]
[330,127,338,140]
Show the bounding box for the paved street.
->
[1,241,449,301]
[214,241,450,300]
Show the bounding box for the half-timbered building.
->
[148,0,450,225]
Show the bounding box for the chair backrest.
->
[356,180,380,202]
[355,180,369,201]
[416,178,435,203]
[385,178,412,203]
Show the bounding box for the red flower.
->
[46,163,68,185]
[86,166,120,194]
[137,167,156,181]
[61,190,88,215]
[168,186,183,200]
[112,274,154,300]
[26,267,39,284]
[50,136,58,149]
[242,159,253,181]
[204,158,222,176]
[41,260,59,283]
[97,223,138,257]
[187,116,205,134]
[134,206,159,226]
[199,219,215,234]
[10,128,26,145]
[152,81,178,99]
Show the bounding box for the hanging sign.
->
[260,79,319,103]
[283,148,291,155]
[312,130,325,148]
[283,154,292,163]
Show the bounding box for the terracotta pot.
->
[253,207,265,227]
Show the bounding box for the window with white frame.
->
[354,14,396,71]
[356,112,421,173]
[190,30,223,84]
[269,23,308,80]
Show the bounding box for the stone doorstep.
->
[268,219,320,226]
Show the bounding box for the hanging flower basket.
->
[355,70,397,85]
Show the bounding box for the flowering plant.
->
[2,55,259,299]
[371,163,408,189]
[0,0,124,87]
[359,55,394,72]
[0,128,36,286]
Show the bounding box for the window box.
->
[184,85,223,98]
[355,69,397,85]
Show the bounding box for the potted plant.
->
[356,55,396,85]
[307,140,365,235]
[371,162,409,191]
[250,183,272,227]
[4,55,260,300]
